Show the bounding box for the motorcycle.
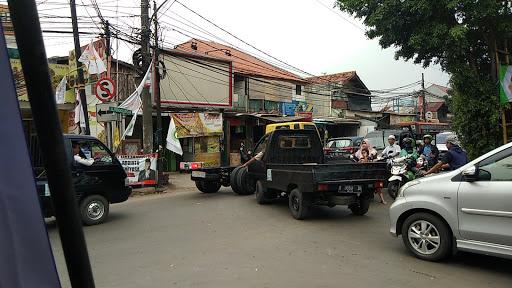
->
[387,155,430,199]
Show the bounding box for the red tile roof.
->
[431,84,449,93]
[306,72,356,84]
[427,102,445,112]
[175,39,305,82]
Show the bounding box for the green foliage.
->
[449,70,500,159]
[336,0,512,157]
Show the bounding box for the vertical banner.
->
[500,65,512,104]
[0,23,60,287]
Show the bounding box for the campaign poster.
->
[117,153,158,186]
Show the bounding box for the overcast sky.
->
[38,0,450,91]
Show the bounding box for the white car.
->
[389,142,512,261]
[435,131,455,154]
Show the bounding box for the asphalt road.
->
[48,187,512,288]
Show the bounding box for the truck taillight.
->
[375,181,384,188]
[318,184,329,191]
[180,162,204,170]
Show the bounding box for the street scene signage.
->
[94,77,116,102]
[172,112,223,138]
[96,102,120,122]
[109,106,133,115]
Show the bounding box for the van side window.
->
[477,148,512,181]
[89,141,113,165]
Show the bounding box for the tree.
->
[336,0,512,158]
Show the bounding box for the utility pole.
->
[153,0,163,185]
[421,73,426,122]
[104,20,113,150]
[70,0,90,135]
[141,0,153,153]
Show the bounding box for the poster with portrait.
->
[117,153,158,186]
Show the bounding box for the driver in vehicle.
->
[72,142,94,166]
[423,135,468,175]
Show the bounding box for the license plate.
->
[192,171,206,178]
[339,185,362,193]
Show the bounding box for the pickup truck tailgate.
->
[312,162,388,184]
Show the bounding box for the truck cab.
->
[37,135,132,225]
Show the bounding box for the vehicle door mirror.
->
[461,166,477,182]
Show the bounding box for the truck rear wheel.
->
[196,181,221,193]
[235,167,255,195]
[350,196,370,216]
[230,166,243,194]
[289,189,310,220]
[80,195,109,226]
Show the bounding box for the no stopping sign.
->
[95,77,116,102]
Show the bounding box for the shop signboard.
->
[172,112,223,138]
[295,111,313,122]
[117,153,158,186]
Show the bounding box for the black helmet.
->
[403,137,414,149]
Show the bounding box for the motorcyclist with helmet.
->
[423,135,468,175]
[418,134,439,168]
[399,137,419,172]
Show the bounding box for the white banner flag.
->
[166,118,183,155]
[117,63,153,145]
[78,41,107,75]
[74,90,86,130]
[55,76,66,104]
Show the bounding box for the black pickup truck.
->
[35,134,132,225]
[247,129,388,219]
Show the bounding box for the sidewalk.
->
[131,172,196,196]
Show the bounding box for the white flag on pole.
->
[166,117,183,155]
[74,90,86,130]
[118,63,153,142]
[55,76,66,104]
[78,41,107,75]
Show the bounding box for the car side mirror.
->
[461,166,477,182]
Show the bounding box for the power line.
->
[174,0,316,77]
[311,0,366,32]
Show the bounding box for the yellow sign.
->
[172,113,223,138]
[9,59,73,102]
